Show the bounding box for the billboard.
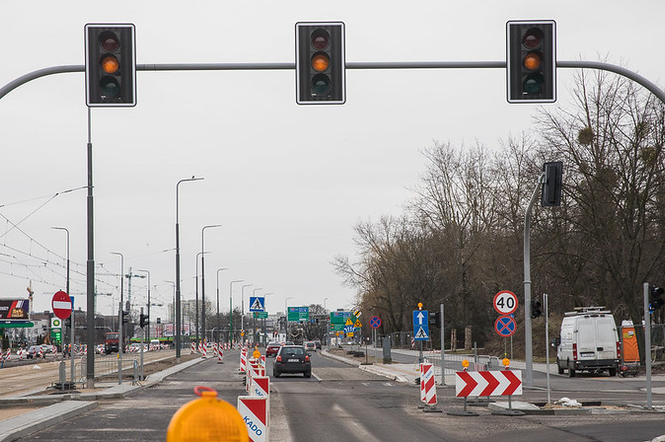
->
[0,299,29,320]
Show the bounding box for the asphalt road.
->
[13,350,665,442]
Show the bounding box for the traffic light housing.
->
[296,22,346,104]
[64,316,72,328]
[507,20,556,103]
[531,298,542,318]
[649,286,664,312]
[140,313,149,328]
[85,23,136,107]
[122,310,130,324]
[429,311,442,328]
[541,161,563,207]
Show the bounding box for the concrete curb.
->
[0,401,98,442]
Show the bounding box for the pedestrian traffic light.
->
[541,161,563,207]
[531,298,542,318]
[140,313,149,328]
[85,23,136,107]
[507,20,556,103]
[649,286,664,312]
[296,22,346,104]
[122,310,130,324]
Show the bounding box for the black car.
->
[273,345,311,378]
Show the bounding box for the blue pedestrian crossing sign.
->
[413,310,430,341]
[249,297,265,312]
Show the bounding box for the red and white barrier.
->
[250,376,270,399]
[237,396,268,442]
[217,347,223,364]
[239,347,248,372]
[4,348,11,360]
[201,344,207,359]
[420,363,437,405]
[190,342,196,354]
[455,370,523,397]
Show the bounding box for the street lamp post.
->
[194,251,207,348]
[261,292,274,346]
[216,268,228,344]
[284,297,293,341]
[229,279,244,345]
[175,176,204,362]
[241,284,253,338]
[52,226,72,383]
[201,224,221,344]
[110,251,124,385]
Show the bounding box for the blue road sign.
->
[413,310,430,341]
[494,315,517,337]
[343,325,354,334]
[369,316,381,329]
[249,297,265,312]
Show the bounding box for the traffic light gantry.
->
[85,23,136,107]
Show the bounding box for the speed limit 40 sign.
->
[493,290,518,315]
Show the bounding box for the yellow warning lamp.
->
[252,346,261,359]
[461,359,469,370]
[502,358,510,368]
[417,302,423,310]
[166,386,249,442]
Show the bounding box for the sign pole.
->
[440,303,445,385]
[544,293,551,405]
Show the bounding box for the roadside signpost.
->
[249,297,265,312]
[493,290,518,315]
[494,316,517,337]
[413,310,429,341]
[52,291,72,320]
[287,306,309,322]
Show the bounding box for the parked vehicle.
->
[273,345,311,378]
[556,307,620,377]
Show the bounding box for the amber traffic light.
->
[85,24,136,107]
[507,20,556,103]
[296,22,346,104]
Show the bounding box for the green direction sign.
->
[253,311,268,319]
[330,311,351,324]
[331,323,344,332]
[288,306,309,322]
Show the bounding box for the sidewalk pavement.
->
[0,357,204,442]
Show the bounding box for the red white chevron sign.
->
[455,370,522,397]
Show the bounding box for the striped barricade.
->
[237,396,268,442]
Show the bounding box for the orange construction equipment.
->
[620,320,640,377]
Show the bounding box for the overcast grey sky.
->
[1,0,664,322]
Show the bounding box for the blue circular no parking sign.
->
[494,315,516,337]
[369,316,381,329]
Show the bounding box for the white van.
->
[556,307,620,377]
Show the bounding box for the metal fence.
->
[72,353,143,384]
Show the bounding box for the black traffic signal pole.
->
[2,58,664,389]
